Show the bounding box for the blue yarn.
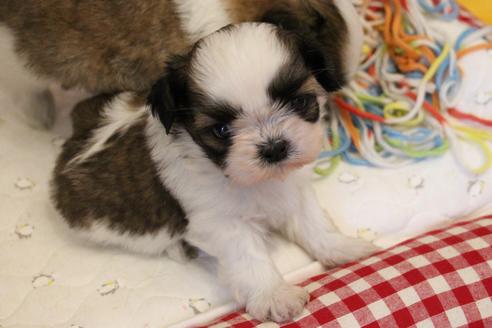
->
[455,28,478,50]
[418,0,458,21]
[343,152,373,166]
[318,122,352,159]
[407,72,424,79]
[365,103,385,116]
[382,127,434,143]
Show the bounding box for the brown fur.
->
[2,0,189,92]
[222,0,279,22]
[223,0,323,22]
[1,0,348,94]
[51,94,188,237]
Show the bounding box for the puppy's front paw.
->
[315,235,379,267]
[246,284,309,322]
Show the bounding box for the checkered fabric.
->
[203,217,492,327]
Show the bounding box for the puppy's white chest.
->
[241,213,270,225]
[146,118,310,230]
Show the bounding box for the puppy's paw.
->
[315,235,379,267]
[246,284,309,323]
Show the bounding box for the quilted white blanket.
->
[1,19,492,328]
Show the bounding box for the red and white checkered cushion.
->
[204,217,492,327]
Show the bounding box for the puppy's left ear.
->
[262,7,347,93]
[147,56,188,134]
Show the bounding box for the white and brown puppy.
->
[0,0,362,128]
[52,23,373,322]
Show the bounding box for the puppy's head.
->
[148,23,329,185]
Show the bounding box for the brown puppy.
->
[0,0,362,128]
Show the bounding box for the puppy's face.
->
[149,23,329,185]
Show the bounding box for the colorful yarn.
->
[316,0,492,176]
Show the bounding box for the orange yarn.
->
[383,0,437,74]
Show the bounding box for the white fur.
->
[78,220,179,256]
[333,0,364,79]
[68,93,146,166]
[145,112,376,321]
[0,24,54,128]
[193,24,289,110]
[173,0,231,43]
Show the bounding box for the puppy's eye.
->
[289,94,318,112]
[290,95,311,109]
[212,124,231,139]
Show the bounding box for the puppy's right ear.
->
[147,56,188,134]
[262,5,347,93]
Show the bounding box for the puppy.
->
[52,23,374,322]
[0,0,362,128]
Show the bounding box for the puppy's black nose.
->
[259,139,290,164]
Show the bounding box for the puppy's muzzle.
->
[258,138,290,164]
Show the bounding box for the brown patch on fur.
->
[223,0,338,24]
[184,111,232,167]
[70,94,115,136]
[129,91,150,109]
[193,113,217,130]
[299,77,324,95]
[222,0,279,22]
[51,94,188,237]
[225,0,325,22]
[1,0,190,92]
